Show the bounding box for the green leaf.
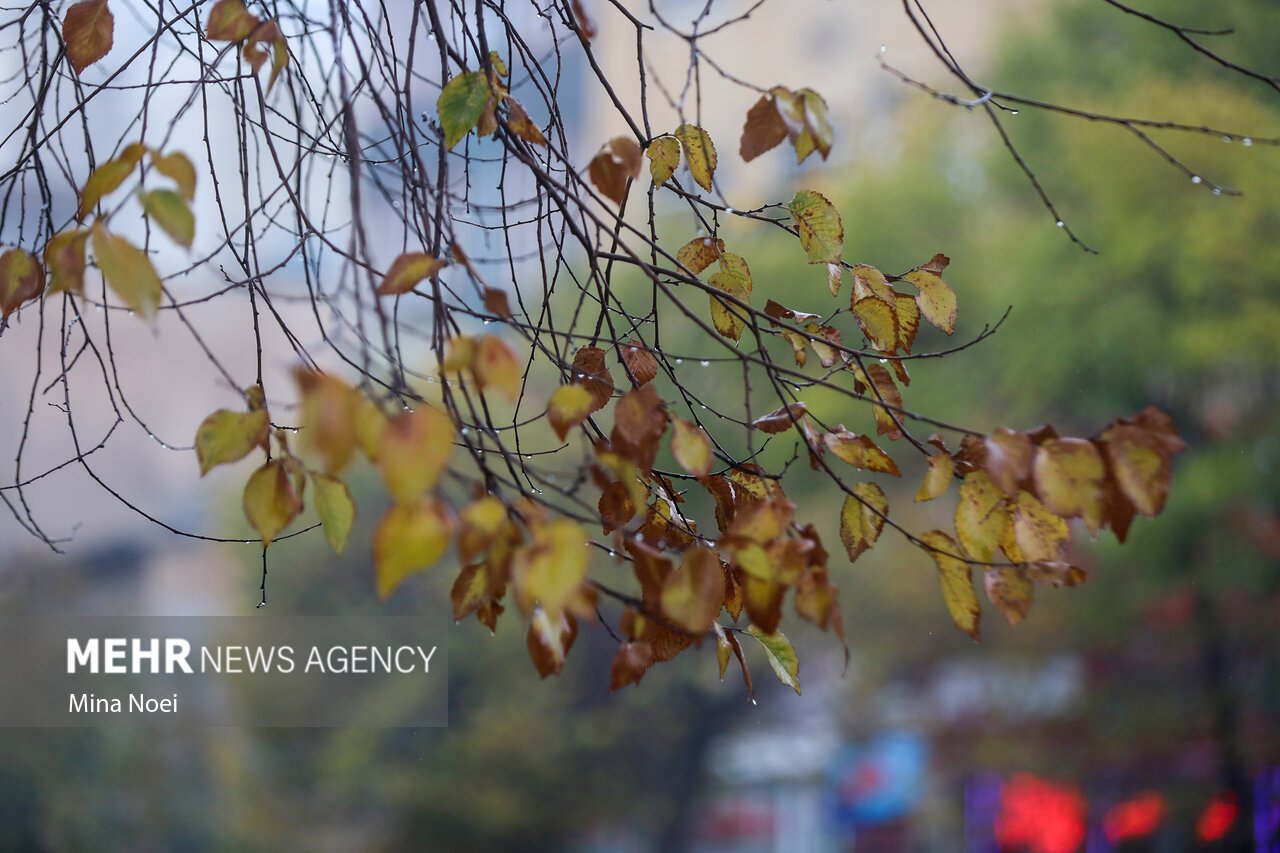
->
[77,142,144,220]
[646,136,680,185]
[374,497,455,599]
[195,407,269,475]
[437,70,493,150]
[746,624,800,696]
[63,0,114,75]
[311,472,355,554]
[787,189,843,264]
[674,124,717,192]
[920,529,980,640]
[138,189,195,248]
[243,460,303,547]
[90,223,163,319]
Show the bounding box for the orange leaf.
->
[676,235,724,274]
[528,608,578,677]
[63,0,114,74]
[619,340,658,386]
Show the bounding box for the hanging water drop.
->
[675,358,683,365]
[699,360,710,367]
[1055,220,1065,228]
[482,319,491,325]
[1212,188,1222,196]
[1223,136,1232,144]
[1243,137,1253,146]
[1010,110,1018,116]
[1190,175,1202,184]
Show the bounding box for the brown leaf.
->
[570,0,596,40]
[483,287,512,317]
[63,0,114,74]
[1101,424,1172,516]
[571,345,614,412]
[865,363,904,440]
[619,340,658,386]
[984,567,1034,626]
[588,136,643,205]
[528,608,578,677]
[44,230,89,295]
[610,640,655,689]
[505,97,547,146]
[740,94,788,162]
[984,427,1034,495]
[613,383,667,451]
[676,236,724,274]
[751,402,808,434]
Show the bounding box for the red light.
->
[996,773,1087,853]
[1196,792,1239,844]
[1104,791,1167,843]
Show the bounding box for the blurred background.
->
[1,0,1278,850]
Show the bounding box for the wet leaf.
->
[571,345,614,412]
[311,472,355,553]
[374,497,455,598]
[660,546,723,633]
[985,566,1033,626]
[243,459,303,547]
[646,136,681,185]
[378,405,454,503]
[787,189,843,264]
[90,223,163,319]
[379,252,446,296]
[1011,491,1070,562]
[840,482,887,562]
[714,623,753,699]
[474,334,523,402]
[916,451,954,502]
[904,260,957,335]
[610,640,655,690]
[437,70,493,150]
[547,383,595,441]
[739,93,788,162]
[673,124,717,191]
[825,430,900,476]
[671,416,713,477]
[620,340,658,386]
[588,136,643,205]
[77,142,144,220]
[529,608,578,678]
[1034,437,1107,534]
[0,248,45,319]
[195,407,269,475]
[63,0,114,74]
[138,188,194,248]
[954,471,1009,563]
[44,230,89,295]
[676,235,724,274]
[751,402,808,434]
[746,624,800,696]
[512,519,589,615]
[984,427,1034,495]
[920,530,980,640]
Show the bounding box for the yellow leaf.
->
[673,124,717,192]
[1033,438,1107,534]
[195,407,269,475]
[824,430,900,476]
[512,519,589,615]
[787,189,843,264]
[311,472,355,554]
[547,383,594,441]
[44,230,89,295]
[660,546,723,633]
[984,427,1034,495]
[708,271,749,342]
[0,248,45,320]
[374,497,455,599]
[63,0,114,74]
[77,142,144,220]
[242,460,303,547]
[984,567,1034,626]
[457,496,509,562]
[904,266,957,335]
[90,223,163,319]
[354,397,388,462]
[378,405,455,503]
[954,471,1009,563]
[675,235,724,274]
[293,369,358,473]
[670,416,713,478]
[1101,424,1172,517]
[920,530,980,640]
[840,482,887,562]
[772,86,834,163]
[149,150,196,201]
[646,136,681,185]
[505,97,546,146]
[1011,491,1070,562]
[826,262,843,297]
[206,0,259,40]
[746,624,800,696]
[894,292,920,354]
[915,451,954,502]
[138,189,194,248]
[851,264,896,304]
[379,252,446,296]
[473,334,523,402]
